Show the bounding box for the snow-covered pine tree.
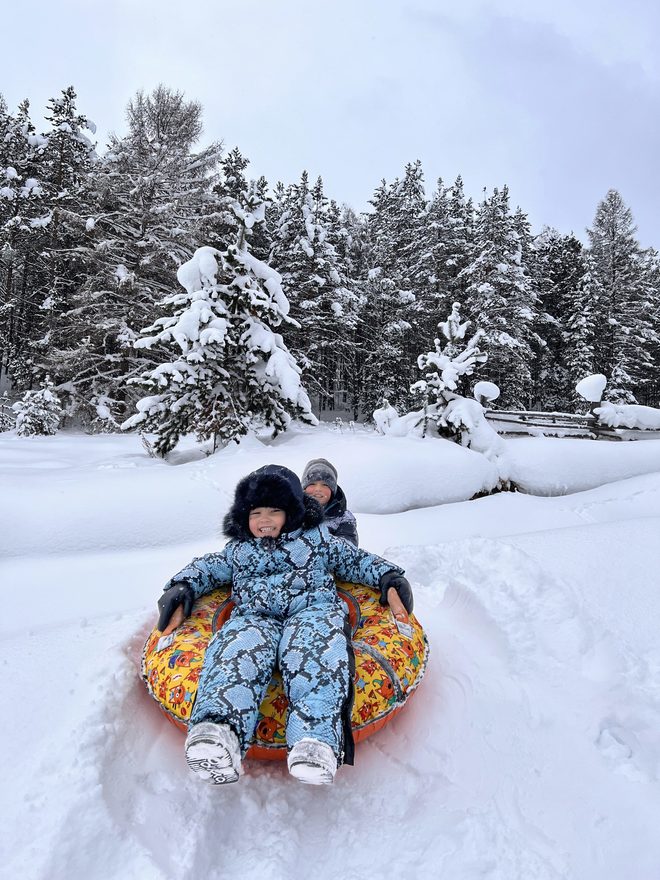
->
[198,146,248,252]
[59,86,223,427]
[0,97,50,389]
[199,147,273,267]
[412,301,487,439]
[638,247,660,405]
[563,251,603,408]
[12,375,62,436]
[122,185,317,455]
[270,173,360,414]
[325,200,368,417]
[361,162,427,414]
[587,190,658,403]
[415,178,452,346]
[0,390,15,431]
[529,229,592,410]
[459,186,536,408]
[36,87,97,385]
[416,175,476,355]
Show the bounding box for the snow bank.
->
[506,436,660,495]
[0,430,499,557]
[595,401,660,430]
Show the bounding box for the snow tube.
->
[142,581,429,760]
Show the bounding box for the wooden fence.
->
[484,408,660,441]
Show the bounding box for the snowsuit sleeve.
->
[330,510,359,546]
[163,546,234,601]
[324,532,403,588]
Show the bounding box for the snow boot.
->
[185,721,242,784]
[287,738,337,785]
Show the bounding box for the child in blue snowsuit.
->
[156,464,413,786]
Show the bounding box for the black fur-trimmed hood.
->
[223,464,324,541]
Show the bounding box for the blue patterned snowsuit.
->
[166,524,401,764]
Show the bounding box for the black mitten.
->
[157,582,194,631]
[379,571,413,614]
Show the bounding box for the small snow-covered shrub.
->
[13,379,62,436]
[441,396,509,480]
[373,398,399,434]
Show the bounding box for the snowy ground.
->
[2,425,660,880]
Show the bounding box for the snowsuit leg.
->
[190,610,282,754]
[278,601,353,762]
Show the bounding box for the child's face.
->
[304,481,332,507]
[248,507,286,538]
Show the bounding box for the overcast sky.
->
[3,0,659,246]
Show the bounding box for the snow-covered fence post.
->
[473,381,501,410]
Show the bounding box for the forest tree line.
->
[1,85,659,435]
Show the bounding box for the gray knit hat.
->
[301,458,338,494]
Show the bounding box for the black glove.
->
[379,571,413,614]
[157,582,194,631]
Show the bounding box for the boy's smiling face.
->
[248,507,286,538]
[304,481,332,507]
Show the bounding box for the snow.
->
[20,177,42,197]
[2,425,660,880]
[372,399,398,434]
[176,245,221,295]
[442,396,509,473]
[473,379,500,402]
[576,373,607,403]
[115,264,131,284]
[594,401,660,430]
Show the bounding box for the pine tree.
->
[416,175,475,353]
[59,86,222,426]
[459,187,536,408]
[0,98,50,388]
[123,187,316,455]
[638,248,660,405]
[37,87,97,383]
[563,252,602,407]
[0,390,15,430]
[587,190,657,403]
[326,201,368,417]
[530,229,592,409]
[270,173,360,414]
[360,162,427,414]
[13,375,62,435]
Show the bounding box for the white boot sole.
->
[185,739,240,785]
[288,759,335,785]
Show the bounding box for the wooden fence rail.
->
[484,408,660,441]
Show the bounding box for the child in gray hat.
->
[301,458,359,546]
